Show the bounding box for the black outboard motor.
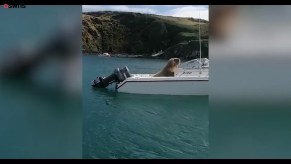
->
[91,66,131,88]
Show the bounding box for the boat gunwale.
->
[128,74,209,81]
[116,77,209,89]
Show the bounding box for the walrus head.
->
[168,58,180,70]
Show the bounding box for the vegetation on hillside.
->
[82,11,208,59]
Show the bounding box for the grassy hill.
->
[82,11,208,59]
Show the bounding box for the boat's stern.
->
[91,66,132,88]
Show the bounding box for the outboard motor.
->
[91,66,131,88]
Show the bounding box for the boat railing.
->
[179,58,209,70]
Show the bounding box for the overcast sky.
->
[82,5,209,21]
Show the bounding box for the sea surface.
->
[82,55,208,159]
[0,6,82,159]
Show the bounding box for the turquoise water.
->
[0,6,82,159]
[0,76,81,159]
[83,55,208,159]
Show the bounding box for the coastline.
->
[82,51,200,60]
[82,50,154,59]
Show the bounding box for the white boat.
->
[98,53,111,57]
[115,59,209,95]
[91,58,209,95]
[151,50,163,57]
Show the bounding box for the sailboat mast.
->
[199,10,202,74]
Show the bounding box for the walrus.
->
[153,58,180,77]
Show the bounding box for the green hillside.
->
[82,11,208,59]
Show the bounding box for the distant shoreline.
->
[82,52,153,59]
[82,52,201,61]
[82,50,158,59]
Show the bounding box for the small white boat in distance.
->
[91,58,209,95]
[98,53,111,57]
[151,50,163,57]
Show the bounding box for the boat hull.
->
[116,77,208,95]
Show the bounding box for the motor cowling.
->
[91,66,131,88]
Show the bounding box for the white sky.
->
[82,5,209,21]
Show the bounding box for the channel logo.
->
[3,4,26,8]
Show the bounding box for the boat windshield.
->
[179,58,209,70]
